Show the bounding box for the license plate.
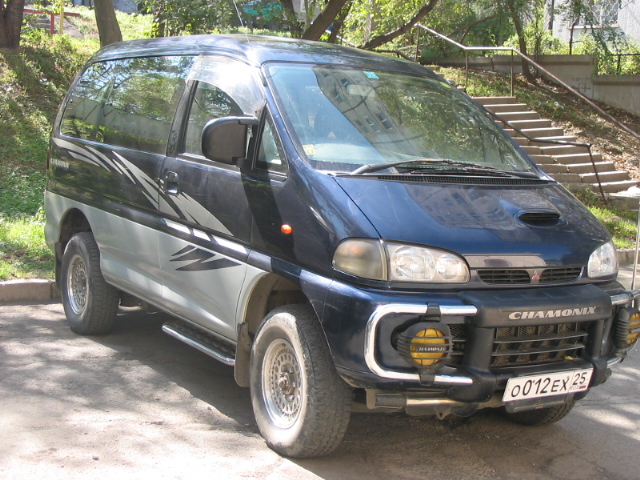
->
[503,369,593,402]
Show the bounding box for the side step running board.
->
[162,320,236,366]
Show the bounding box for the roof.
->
[89,34,432,76]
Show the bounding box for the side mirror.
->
[201,116,259,165]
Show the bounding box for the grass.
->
[0,19,638,281]
[0,214,55,279]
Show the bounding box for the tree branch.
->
[359,0,440,50]
[302,0,351,41]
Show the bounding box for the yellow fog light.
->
[397,323,451,370]
[628,312,640,346]
[615,308,640,350]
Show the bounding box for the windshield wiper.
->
[350,159,540,178]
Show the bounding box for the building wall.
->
[619,2,640,42]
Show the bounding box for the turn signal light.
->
[397,323,451,369]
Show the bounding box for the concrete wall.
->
[430,54,640,118]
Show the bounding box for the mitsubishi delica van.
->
[45,34,640,458]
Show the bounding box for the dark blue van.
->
[45,35,640,457]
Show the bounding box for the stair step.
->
[507,127,565,138]
[529,154,555,163]
[565,162,617,174]
[592,180,638,194]
[578,171,631,183]
[483,103,530,113]
[539,145,589,156]
[162,320,236,366]
[506,119,554,130]
[472,95,633,194]
[521,145,542,154]
[512,137,530,146]
[553,153,604,164]
[494,111,541,122]
[539,164,569,174]
[474,96,518,105]
[527,136,579,146]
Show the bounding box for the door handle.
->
[163,171,180,195]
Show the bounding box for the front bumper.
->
[322,280,640,409]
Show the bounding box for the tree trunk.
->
[302,0,351,41]
[327,2,352,43]
[505,0,536,83]
[360,0,439,50]
[94,0,122,47]
[0,0,25,51]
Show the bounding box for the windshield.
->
[265,64,536,175]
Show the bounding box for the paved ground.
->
[1,280,639,479]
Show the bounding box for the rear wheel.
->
[250,305,352,458]
[503,398,576,426]
[61,232,119,335]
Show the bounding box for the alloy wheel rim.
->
[262,339,303,429]
[67,254,88,315]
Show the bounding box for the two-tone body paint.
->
[46,35,628,397]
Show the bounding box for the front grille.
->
[445,322,589,369]
[539,267,583,283]
[478,269,531,285]
[491,322,588,368]
[478,267,582,285]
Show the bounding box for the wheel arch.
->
[234,272,323,387]
[53,208,92,287]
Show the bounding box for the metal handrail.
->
[416,24,640,143]
[484,109,607,202]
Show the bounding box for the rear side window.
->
[61,56,193,155]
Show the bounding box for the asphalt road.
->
[1,301,639,480]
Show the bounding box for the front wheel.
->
[250,305,352,458]
[60,232,119,335]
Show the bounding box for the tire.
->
[503,398,576,426]
[250,305,352,458]
[60,232,119,335]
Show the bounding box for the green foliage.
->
[143,0,242,37]
[572,34,640,75]
[1,29,91,279]
[0,31,89,201]
[572,189,638,249]
[0,214,54,280]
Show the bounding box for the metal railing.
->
[415,24,640,143]
[398,24,640,202]
[483,109,607,202]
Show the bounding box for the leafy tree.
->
[0,0,25,50]
[144,0,239,37]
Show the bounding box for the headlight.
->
[587,240,618,278]
[333,239,469,283]
[386,244,469,283]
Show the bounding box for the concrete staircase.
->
[474,96,637,194]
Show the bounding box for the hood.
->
[333,177,611,267]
